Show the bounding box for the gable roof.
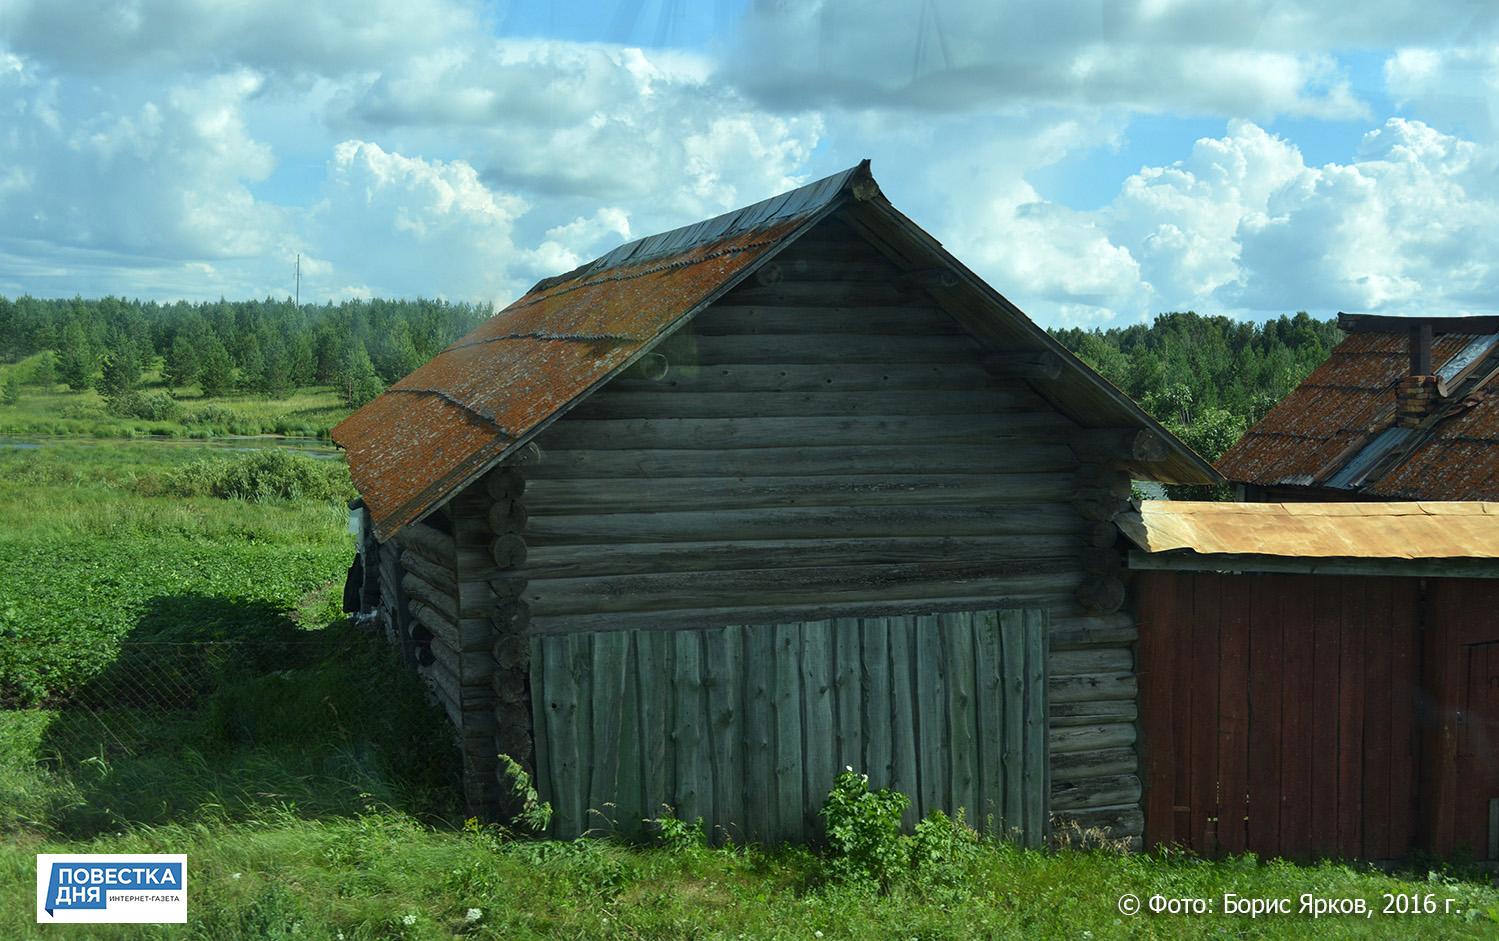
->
[334,161,1218,541]
[1215,313,1499,500]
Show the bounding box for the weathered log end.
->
[1076,576,1126,615]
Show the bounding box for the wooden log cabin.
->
[333,162,1219,846]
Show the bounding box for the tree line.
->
[0,295,493,409]
[1050,311,1339,487]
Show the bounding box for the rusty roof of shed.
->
[1215,316,1499,500]
[1118,500,1499,559]
[335,161,1219,542]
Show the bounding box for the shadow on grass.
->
[16,594,462,837]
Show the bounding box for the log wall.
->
[437,217,1142,840]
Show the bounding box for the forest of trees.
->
[0,295,1339,473]
[1050,311,1340,484]
[0,295,493,410]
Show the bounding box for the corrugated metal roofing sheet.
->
[1118,500,1499,559]
[1216,322,1499,498]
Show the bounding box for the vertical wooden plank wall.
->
[529,609,1048,845]
[1138,571,1423,861]
[516,219,1143,842]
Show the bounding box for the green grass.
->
[2,439,1498,938]
[0,354,350,438]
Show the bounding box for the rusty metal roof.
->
[1118,500,1499,559]
[334,167,866,539]
[1215,317,1499,500]
[335,160,1218,541]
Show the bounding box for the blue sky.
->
[1,1,1497,326]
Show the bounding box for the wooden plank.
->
[1053,747,1138,780]
[692,304,964,335]
[1000,610,1026,842]
[1169,573,1195,848]
[527,634,552,794]
[1049,724,1135,753]
[588,631,630,836]
[773,622,804,843]
[1309,577,1342,857]
[801,621,836,835]
[711,279,914,307]
[705,625,744,844]
[672,630,708,828]
[537,412,1069,452]
[1387,579,1418,857]
[567,389,1035,420]
[914,614,947,820]
[1278,576,1315,862]
[524,474,1070,515]
[833,618,863,775]
[743,623,776,843]
[686,332,982,365]
[974,611,1004,835]
[1189,573,1221,856]
[613,631,645,839]
[1337,578,1367,859]
[569,633,596,833]
[1361,577,1394,860]
[1050,700,1137,726]
[1215,574,1250,858]
[539,635,580,837]
[1024,609,1048,847]
[944,611,979,823]
[525,504,1083,546]
[524,443,1077,480]
[1246,575,1283,856]
[606,362,999,395]
[532,593,1081,637]
[888,616,920,829]
[861,617,892,788]
[522,560,1081,616]
[637,630,670,827]
[1050,671,1136,704]
[520,535,1080,580]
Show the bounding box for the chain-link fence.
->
[13,632,366,766]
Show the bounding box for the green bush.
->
[156,451,355,503]
[820,768,910,892]
[106,389,182,421]
[182,404,242,427]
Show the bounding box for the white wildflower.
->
[466,908,483,922]
[402,913,417,926]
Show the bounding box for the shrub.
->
[820,768,910,892]
[909,809,982,893]
[183,404,241,427]
[106,390,182,422]
[156,451,355,503]
[650,805,708,854]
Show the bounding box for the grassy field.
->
[0,352,349,438]
[2,442,1499,938]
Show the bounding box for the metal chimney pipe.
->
[1409,321,1433,376]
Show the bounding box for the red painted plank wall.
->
[1138,571,1422,861]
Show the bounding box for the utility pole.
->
[295,253,301,307]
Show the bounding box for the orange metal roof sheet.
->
[1119,500,1499,559]
[1216,325,1499,497]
